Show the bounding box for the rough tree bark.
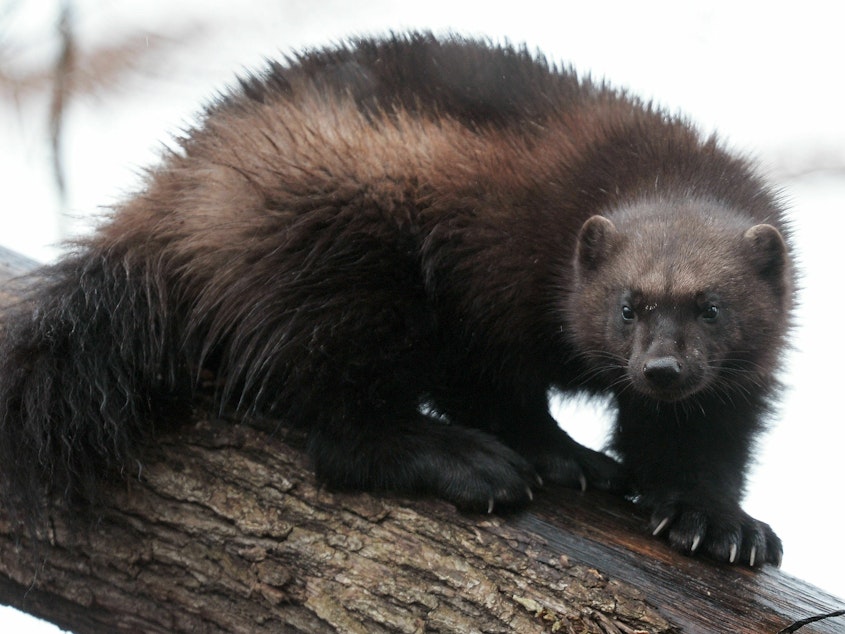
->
[0,246,842,634]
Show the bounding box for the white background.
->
[1,1,843,630]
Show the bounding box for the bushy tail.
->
[0,248,187,526]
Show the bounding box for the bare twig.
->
[49,0,75,202]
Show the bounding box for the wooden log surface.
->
[0,245,843,634]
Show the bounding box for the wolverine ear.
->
[743,223,789,283]
[576,215,619,272]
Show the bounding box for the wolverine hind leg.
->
[220,212,543,511]
[262,273,539,511]
[284,313,541,512]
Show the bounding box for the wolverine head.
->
[568,197,792,403]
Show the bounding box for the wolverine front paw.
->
[510,430,628,494]
[534,444,627,493]
[648,499,782,567]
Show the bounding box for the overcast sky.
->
[1,1,844,631]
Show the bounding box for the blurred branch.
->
[0,0,209,200]
[771,148,845,183]
[49,0,74,201]
[0,3,208,99]
[777,163,845,182]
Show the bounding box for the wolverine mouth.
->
[636,384,700,403]
[630,369,705,403]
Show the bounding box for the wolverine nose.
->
[642,356,682,386]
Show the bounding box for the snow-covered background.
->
[2,1,843,630]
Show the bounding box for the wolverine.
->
[0,33,793,566]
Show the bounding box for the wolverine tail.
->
[0,246,187,525]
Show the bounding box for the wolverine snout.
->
[642,356,683,387]
[631,350,704,402]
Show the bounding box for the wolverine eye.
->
[621,305,635,322]
[701,304,720,321]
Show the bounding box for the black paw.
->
[513,431,628,494]
[310,421,541,515]
[648,499,782,567]
[418,429,542,514]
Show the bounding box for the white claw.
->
[729,542,738,564]
[749,545,757,568]
[487,497,495,514]
[653,517,670,537]
[526,486,534,501]
[578,473,587,492]
[690,534,702,553]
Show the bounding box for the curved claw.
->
[690,533,702,553]
[652,517,670,537]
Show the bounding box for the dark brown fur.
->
[0,33,793,565]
